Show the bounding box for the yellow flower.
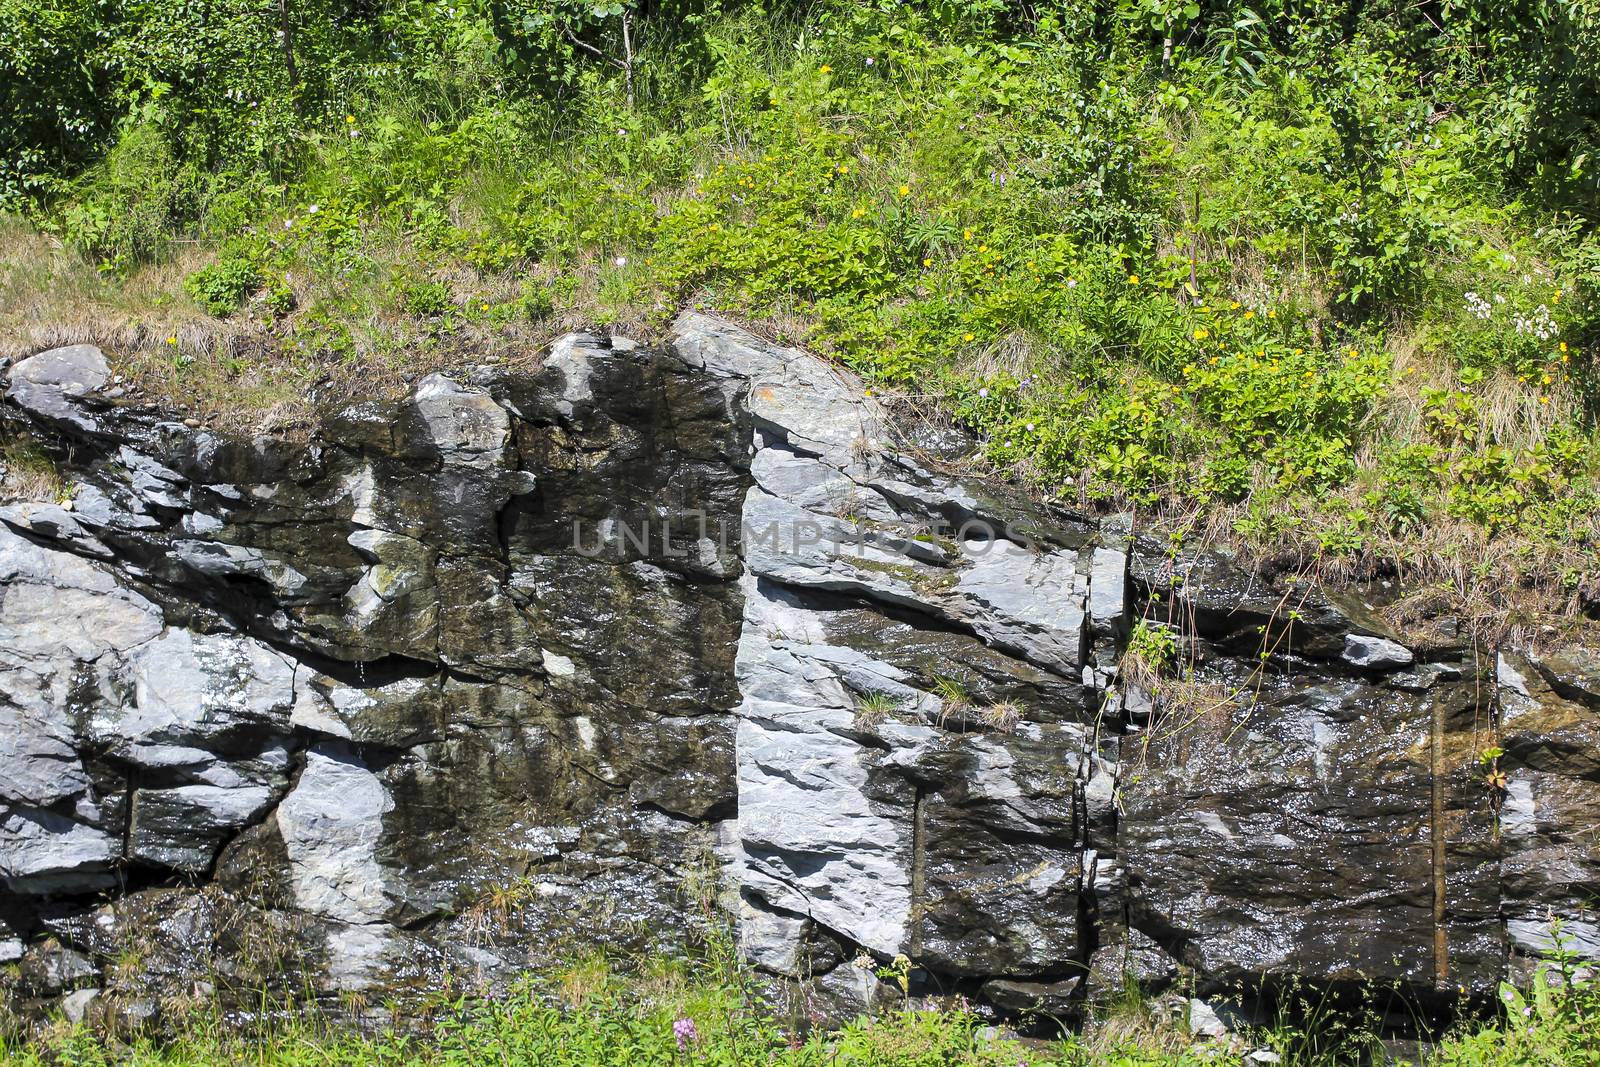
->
[1542,374,1552,385]
[345,114,355,123]
[480,302,489,311]
[820,64,832,74]
[1193,328,1209,340]
[979,244,988,252]
[963,229,974,241]
[898,185,910,197]
[708,223,720,232]
[838,164,849,173]
[1553,289,1562,303]
[963,332,975,342]
[1348,348,1359,358]
[1229,301,1241,310]
[1127,274,1140,285]
[864,389,874,397]
[851,208,866,218]
[166,335,177,345]
[1294,348,1304,355]
[1562,354,1570,364]
[1560,341,1568,352]
[922,257,932,267]
[1540,395,1550,404]
[1243,310,1255,320]
[1267,309,1276,318]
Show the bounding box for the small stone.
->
[1342,633,1413,669]
[183,417,201,428]
[61,988,100,1024]
[1188,998,1229,1039]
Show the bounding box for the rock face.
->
[1,317,1596,1031]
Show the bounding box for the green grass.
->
[2,948,1597,1066]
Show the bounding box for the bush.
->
[183,256,263,316]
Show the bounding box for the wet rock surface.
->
[1,315,1596,1033]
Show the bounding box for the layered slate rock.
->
[0,333,752,1022]
[670,316,1120,1011]
[2,317,1597,1033]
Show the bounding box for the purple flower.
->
[673,1017,699,1051]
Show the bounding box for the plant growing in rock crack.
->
[1120,617,1179,698]
[931,674,972,730]
[853,691,901,731]
[978,700,1022,733]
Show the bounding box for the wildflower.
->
[1540,396,1550,405]
[1267,309,1275,318]
[899,185,910,197]
[851,208,866,219]
[979,244,988,252]
[819,64,832,74]
[614,256,628,267]
[1553,288,1562,303]
[1193,328,1209,340]
[1560,341,1568,352]
[1230,301,1241,310]
[345,114,355,123]
[964,229,974,241]
[1243,310,1255,320]
[1066,278,1077,288]
[307,204,320,214]
[865,57,875,66]
[1025,422,1035,431]
[708,223,719,232]
[964,333,976,343]
[480,302,489,311]
[1542,374,1552,385]
[838,164,849,174]
[977,386,988,397]
[1127,274,1140,285]
[864,389,874,397]
[922,257,932,267]
[166,335,177,345]
[673,1017,698,1051]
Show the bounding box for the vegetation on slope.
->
[2,0,1599,609]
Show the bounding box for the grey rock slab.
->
[951,539,1087,676]
[0,805,118,892]
[1342,633,1414,670]
[670,313,888,464]
[410,373,510,466]
[93,628,298,764]
[5,345,109,432]
[277,744,395,923]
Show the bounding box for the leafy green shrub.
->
[183,256,262,316]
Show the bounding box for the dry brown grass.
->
[0,434,66,502]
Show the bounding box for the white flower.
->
[307,204,320,215]
[1066,278,1078,289]
[865,57,875,65]
[614,256,628,267]
[978,387,989,398]
[1025,422,1035,431]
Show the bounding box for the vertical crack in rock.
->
[1431,678,1450,985]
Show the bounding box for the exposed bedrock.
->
[0,317,1595,1031]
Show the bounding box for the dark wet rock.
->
[0,314,1596,1032]
[18,940,98,995]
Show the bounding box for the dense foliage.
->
[2,0,1599,604]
